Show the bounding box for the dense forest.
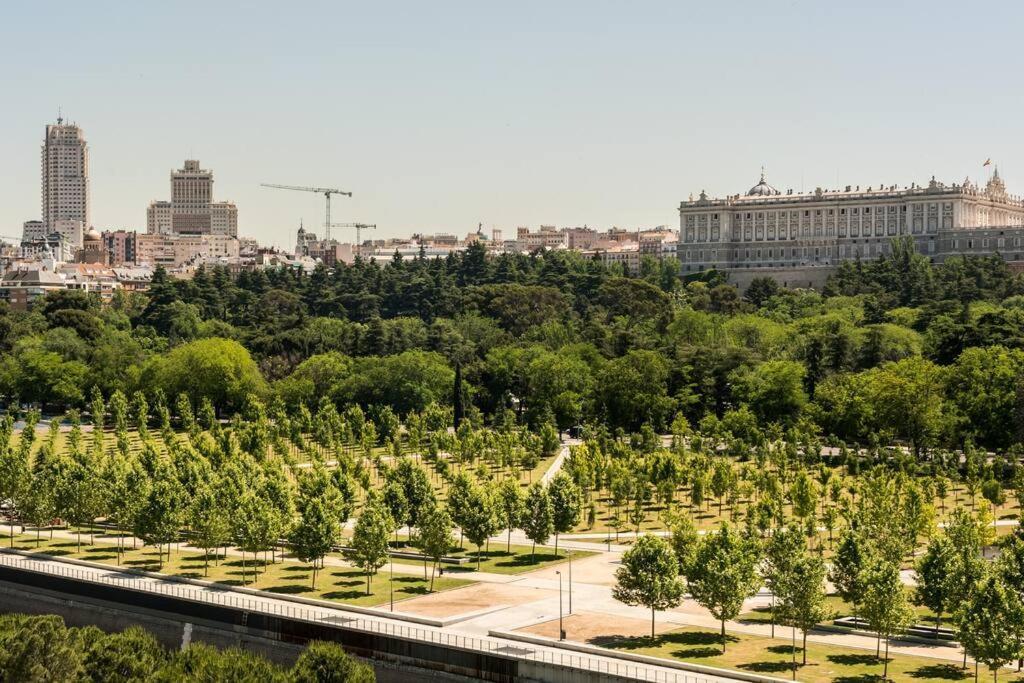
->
[2,236,1023,452]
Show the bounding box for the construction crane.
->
[260,184,352,241]
[328,223,376,257]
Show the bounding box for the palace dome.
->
[747,171,780,197]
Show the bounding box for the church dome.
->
[747,171,780,197]
[84,228,101,241]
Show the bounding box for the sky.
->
[2,1,1024,249]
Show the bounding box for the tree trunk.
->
[365,570,371,595]
[883,637,890,680]
[802,631,808,665]
[507,527,512,553]
[651,607,655,639]
[721,618,726,653]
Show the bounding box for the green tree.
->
[830,529,868,621]
[687,523,760,653]
[522,482,553,563]
[461,481,499,569]
[777,550,831,666]
[134,468,187,569]
[84,625,168,683]
[496,476,526,553]
[861,559,915,680]
[667,511,700,576]
[139,337,266,416]
[612,535,685,638]
[958,572,1024,682]
[417,501,454,591]
[350,499,392,595]
[914,534,956,637]
[290,640,375,683]
[189,483,231,575]
[289,496,340,588]
[548,472,583,555]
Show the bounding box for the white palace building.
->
[678,169,1024,289]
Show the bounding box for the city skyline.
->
[3,1,1024,248]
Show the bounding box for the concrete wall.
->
[0,581,474,683]
[725,265,836,292]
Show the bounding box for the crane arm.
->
[261,183,352,196]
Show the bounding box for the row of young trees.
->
[0,384,588,597]
[613,503,1024,680]
[0,614,373,683]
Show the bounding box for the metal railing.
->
[0,552,725,683]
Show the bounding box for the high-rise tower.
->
[147,159,237,236]
[41,117,90,232]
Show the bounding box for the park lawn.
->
[387,538,594,576]
[598,625,1017,683]
[740,592,941,627]
[5,532,470,608]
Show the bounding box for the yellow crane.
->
[328,222,377,256]
[260,183,352,241]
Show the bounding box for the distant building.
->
[103,230,138,266]
[147,159,238,236]
[21,220,45,242]
[41,118,89,232]
[0,267,65,311]
[135,233,239,268]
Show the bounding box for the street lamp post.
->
[556,570,564,640]
[568,551,573,615]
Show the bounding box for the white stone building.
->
[677,170,1024,284]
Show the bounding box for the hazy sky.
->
[2,1,1023,248]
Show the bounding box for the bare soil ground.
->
[397,582,553,618]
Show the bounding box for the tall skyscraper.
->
[41,117,90,232]
[147,159,238,236]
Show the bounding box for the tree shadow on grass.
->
[322,589,371,601]
[595,630,732,659]
[907,664,969,680]
[828,653,883,667]
[738,661,797,674]
[264,584,314,596]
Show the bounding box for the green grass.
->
[596,625,1018,683]
[6,532,470,608]
[384,536,594,575]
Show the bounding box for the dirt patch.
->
[396,582,552,618]
[519,552,619,586]
[518,612,674,643]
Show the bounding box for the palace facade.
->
[678,170,1024,288]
